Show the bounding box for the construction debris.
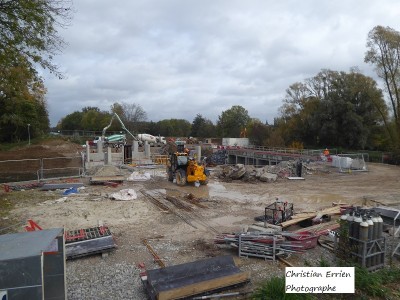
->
[110,189,137,201]
[127,171,151,181]
[209,149,227,165]
[215,231,317,260]
[40,182,84,191]
[3,181,44,191]
[214,161,312,182]
[142,238,165,268]
[63,186,79,195]
[90,176,125,185]
[280,206,341,228]
[141,255,250,300]
[65,225,117,259]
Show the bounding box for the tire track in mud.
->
[141,189,219,234]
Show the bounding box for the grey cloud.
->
[44,0,400,126]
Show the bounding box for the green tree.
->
[216,105,250,137]
[0,53,49,142]
[247,119,271,146]
[365,25,400,148]
[190,114,216,138]
[57,111,83,131]
[0,0,72,142]
[279,69,389,149]
[79,107,113,132]
[156,119,191,137]
[0,0,73,77]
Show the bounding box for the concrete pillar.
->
[86,141,90,163]
[195,146,201,163]
[131,141,139,159]
[144,142,151,158]
[133,141,139,153]
[97,140,103,154]
[106,147,112,165]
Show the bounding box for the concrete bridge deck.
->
[224,147,322,166]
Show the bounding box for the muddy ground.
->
[1,140,400,299]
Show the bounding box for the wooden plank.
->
[158,271,250,300]
[287,177,305,180]
[278,256,294,267]
[290,212,318,219]
[293,220,339,233]
[90,176,125,183]
[281,207,341,228]
[253,222,282,231]
[280,216,313,228]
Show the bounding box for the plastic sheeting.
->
[127,171,151,181]
[110,189,137,201]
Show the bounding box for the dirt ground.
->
[0,138,84,160]
[1,140,400,298]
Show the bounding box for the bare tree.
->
[111,102,147,133]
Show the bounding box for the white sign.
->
[285,267,355,294]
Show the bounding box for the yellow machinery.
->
[167,142,208,186]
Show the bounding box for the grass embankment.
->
[0,189,61,234]
[252,263,400,299]
[0,192,17,233]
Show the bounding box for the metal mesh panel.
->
[0,159,41,183]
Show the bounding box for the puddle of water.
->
[207,182,226,192]
[291,193,348,204]
[164,185,210,199]
[208,182,262,202]
[157,181,264,203]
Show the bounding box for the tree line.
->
[0,2,399,157]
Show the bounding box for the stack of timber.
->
[141,255,249,300]
[89,175,125,185]
[280,206,341,228]
[292,220,340,235]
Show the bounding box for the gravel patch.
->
[67,258,146,300]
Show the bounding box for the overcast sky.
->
[44,0,400,127]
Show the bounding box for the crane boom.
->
[101,113,138,141]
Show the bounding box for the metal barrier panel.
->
[42,156,82,169]
[0,159,41,183]
[39,168,83,180]
[41,156,83,180]
[0,157,84,183]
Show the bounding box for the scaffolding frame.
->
[335,236,386,271]
[372,207,400,257]
[264,201,294,226]
[238,234,277,261]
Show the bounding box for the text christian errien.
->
[286,270,352,278]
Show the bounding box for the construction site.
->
[0,138,400,299]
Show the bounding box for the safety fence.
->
[0,156,83,183]
[152,155,168,165]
